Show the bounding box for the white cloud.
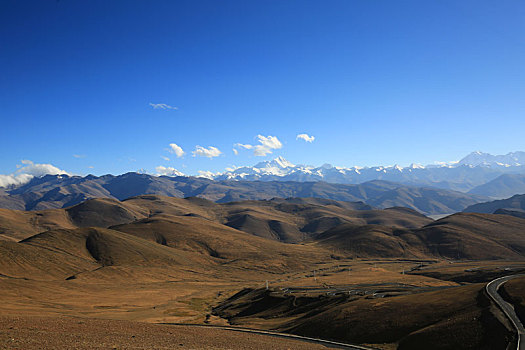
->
[161,156,170,161]
[234,135,282,157]
[233,148,239,155]
[0,160,70,188]
[225,165,241,172]
[296,133,315,143]
[14,160,69,177]
[234,135,283,157]
[155,166,185,177]
[196,170,218,179]
[235,143,253,150]
[255,135,282,156]
[0,173,34,188]
[192,145,222,158]
[73,154,86,158]
[149,103,178,110]
[168,143,185,158]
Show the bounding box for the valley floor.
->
[2,258,525,349]
[0,315,345,350]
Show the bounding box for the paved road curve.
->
[486,275,525,350]
[162,323,377,350]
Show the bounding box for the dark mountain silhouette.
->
[468,174,525,199]
[464,193,525,217]
[0,173,488,215]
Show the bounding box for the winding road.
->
[486,275,525,350]
[162,276,524,349]
[161,323,376,350]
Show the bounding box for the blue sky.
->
[1,0,524,177]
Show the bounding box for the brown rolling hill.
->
[0,226,209,281]
[2,195,525,262]
[0,197,148,242]
[223,198,430,241]
[414,212,525,260]
[315,224,428,259]
[0,220,335,283]
[315,211,525,260]
[119,195,433,244]
[0,194,431,243]
[0,237,98,280]
[65,198,148,228]
[0,207,76,242]
[3,196,378,281]
[110,215,329,273]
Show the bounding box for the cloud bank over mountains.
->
[155,165,184,177]
[0,160,69,188]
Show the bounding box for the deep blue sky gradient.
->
[1,0,524,175]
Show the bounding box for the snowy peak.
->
[459,151,525,167]
[392,165,403,171]
[458,151,494,166]
[213,156,297,180]
[274,156,295,168]
[254,156,295,169]
[408,163,425,169]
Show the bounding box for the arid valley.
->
[2,1,525,348]
[2,191,525,349]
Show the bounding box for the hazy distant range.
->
[208,151,525,195]
[1,151,525,215]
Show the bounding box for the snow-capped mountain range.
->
[2,151,525,194]
[214,156,426,182]
[196,151,525,192]
[1,151,524,213]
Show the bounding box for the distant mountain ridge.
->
[464,194,525,216]
[467,174,525,199]
[0,172,488,215]
[2,151,525,214]
[208,152,525,192]
[3,151,525,193]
